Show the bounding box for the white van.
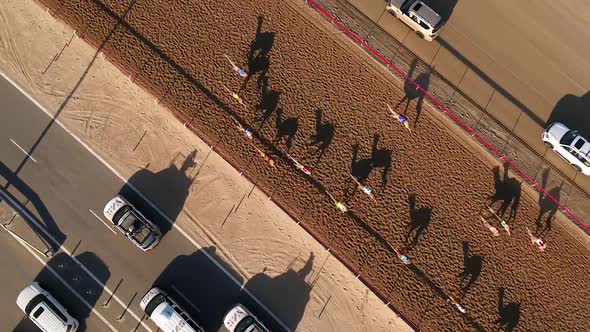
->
[140,287,204,332]
[16,282,79,332]
[224,304,269,332]
[386,0,443,41]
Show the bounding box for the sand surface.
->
[0,1,415,331]
[4,0,590,331]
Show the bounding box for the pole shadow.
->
[118,150,197,237]
[240,253,314,331]
[274,107,299,150]
[496,287,520,332]
[13,252,110,332]
[307,109,335,160]
[547,91,590,139]
[150,246,290,332]
[0,161,65,253]
[535,169,562,237]
[488,162,521,224]
[457,241,483,298]
[405,194,432,250]
[243,16,275,90]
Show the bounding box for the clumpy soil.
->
[40,0,590,330]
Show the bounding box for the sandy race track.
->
[32,0,590,330]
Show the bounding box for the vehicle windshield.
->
[144,294,167,316]
[235,316,267,332]
[560,130,578,146]
[120,212,151,244]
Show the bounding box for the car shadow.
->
[0,161,65,254]
[13,252,110,332]
[150,246,294,332]
[118,150,197,237]
[547,91,590,139]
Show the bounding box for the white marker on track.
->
[10,138,38,163]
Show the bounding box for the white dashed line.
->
[89,209,117,234]
[10,138,38,163]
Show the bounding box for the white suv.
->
[542,122,590,175]
[224,304,269,332]
[16,282,79,332]
[386,0,443,41]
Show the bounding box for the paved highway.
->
[0,75,287,331]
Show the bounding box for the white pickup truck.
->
[386,0,443,41]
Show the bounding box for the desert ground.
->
[4,0,590,331]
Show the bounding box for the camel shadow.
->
[397,59,432,125]
[274,107,299,150]
[243,16,275,90]
[489,162,521,223]
[496,288,520,332]
[308,109,335,160]
[118,150,197,237]
[350,134,392,186]
[256,77,281,129]
[458,242,483,298]
[405,194,432,250]
[535,169,562,237]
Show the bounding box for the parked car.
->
[140,287,204,332]
[103,195,161,251]
[386,0,443,41]
[542,122,590,175]
[16,282,79,332]
[224,304,269,332]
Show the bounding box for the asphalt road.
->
[0,75,287,331]
[346,0,590,196]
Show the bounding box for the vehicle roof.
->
[29,302,69,332]
[224,304,250,331]
[411,1,441,26]
[17,283,71,332]
[17,282,43,311]
[103,195,128,221]
[151,301,199,332]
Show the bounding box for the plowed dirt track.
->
[41,0,590,330]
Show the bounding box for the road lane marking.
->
[1,70,291,332]
[10,138,38,163]
[0,186,154,332]
[3,223,119,332]
[171,284,200,313]
[90,209,117,234]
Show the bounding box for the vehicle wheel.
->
[416,31,425,39]
[573,165,582,172]
[543,141,554,149]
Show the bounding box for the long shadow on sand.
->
[149,246,303,332]
[118,150,197,237]
[274,107,299,150]
[13,252,110,332]
[396,59,432,125]
[243,16,275,91]
[308,109,335,160]
[458,241,483,298]
[489,162,521,224]
[0,161,65,254]
[405,194,432,250]
[349,134,393,197]
[496,287,520,332]
[535,169,562,237]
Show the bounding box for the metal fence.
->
[304,0,590,231]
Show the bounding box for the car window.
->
[144,294,167,316]
[560,130,578,146]
[574,138,586,149]
[33,307,45,318]
[413,3,423,11]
